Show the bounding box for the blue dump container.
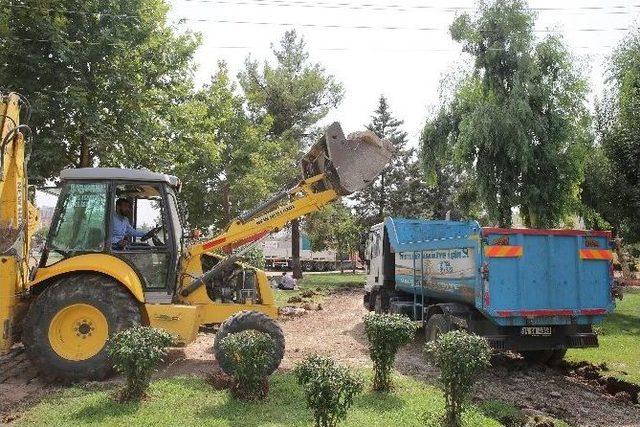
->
[363,218,615,362]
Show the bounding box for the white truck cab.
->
[363,222,391,312]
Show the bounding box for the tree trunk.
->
[79,135,91,167]
[221,180,231,225]
[291,219,302,279]
[614,237,633,280]
[378,172,385,222]
[351,248,356,273]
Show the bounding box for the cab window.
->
[112,183,170,290]
[48,182,108,258]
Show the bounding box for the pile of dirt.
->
[562,361,640,404]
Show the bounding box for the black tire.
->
[22,274,141,383]
[213,310,285,375]
[521,350,554,364]
[547,349,567,366]
[366,289,377,312]
[374,289,391,314]
[425,314,450,342]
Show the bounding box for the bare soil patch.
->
[3,289,640,426]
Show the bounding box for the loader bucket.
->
[301,122,394,195]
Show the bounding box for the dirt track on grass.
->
[2,289,640,426]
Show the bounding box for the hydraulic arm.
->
[0,93,39,355]
[180,122,393,297]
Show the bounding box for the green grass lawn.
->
[273,272,365,308]
[567,288,640,383]
[16,373,501,427]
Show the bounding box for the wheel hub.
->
[48,304,109,361]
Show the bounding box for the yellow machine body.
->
[0,93,39,355]
[0,87,393,379]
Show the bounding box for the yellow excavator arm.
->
[179,122,393,298]
[0,92,39,355]
[188,173,338,257]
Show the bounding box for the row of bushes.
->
[108,313,491,427]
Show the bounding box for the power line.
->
[0,2,140,19]
[1,39,615,54]
[2,1,640,22]
[178,17,634,33]
[180,0,640,14]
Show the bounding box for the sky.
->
[36,0,638,210]
[166,0,638,148]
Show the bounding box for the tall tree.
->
[239,30,344,278]
[424,0,590,227]
[581,31,640,248]
[352,95,432,227]
[173,63,293,231]
[0,0,199,180]
[421,100,484,222]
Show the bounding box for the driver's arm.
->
[126,220,147,239]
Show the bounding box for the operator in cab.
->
[112,198,146,249]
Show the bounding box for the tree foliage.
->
[352,96,432,226]
[239,30,344,278]
[173,63,292,231]
[0,0,199,181]
[305,202,360,267]
[423,0,591,227]
[583,31,640,243]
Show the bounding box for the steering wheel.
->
[140,225,163,242]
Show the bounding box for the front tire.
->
[22,274,141,382]
[213,311,285,375]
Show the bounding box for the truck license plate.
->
[521,327,552,336]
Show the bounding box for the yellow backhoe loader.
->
[0,92,393,381]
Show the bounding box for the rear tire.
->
[213,311,285,375]
[425,314,450,342]
[22,274,141,382]
[547,349,567,366]
[521,350,554,364]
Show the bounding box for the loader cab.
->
[41,168,184,292]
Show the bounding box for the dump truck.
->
[262,231,355,271]
[0,92,393,381]
[363,218,616,364]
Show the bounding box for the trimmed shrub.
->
[218,330,276,400]
[294,355,364,427]
[425,330,491,427]
[363,312,416,391]
[108,326,172,402]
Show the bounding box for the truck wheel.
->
[425,314,450,342]
[22,274,141,383]
[213,310,285,375]
[547,349,567,366]
[366,290,377,311]
[374,290,390,314]
[520,350,553,364]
